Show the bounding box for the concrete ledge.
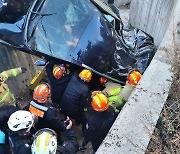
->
[96,52,173,154]
[96,1,180,153]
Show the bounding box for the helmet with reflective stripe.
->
[33,84,51,103]
[31,128,57,154]
[8,110,34,132]
[128,70,142,85]
[53,64,66,79]
[79,69,92,82]
[91,92,109,112]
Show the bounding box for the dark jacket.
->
[0,105,18,132]
[7,130,32,154]
[84,106,116,152]
[57,129,79,154]
[28,100,65,134]
[60,72,90,117]
[46,61,72,106]
[0,130,32,154]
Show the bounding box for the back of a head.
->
[31,128,57,154]
[78,69,92,82]
[53,64,66,79]
[8,110,34,132]
[33,83,51,103]
[99,77,107,85]
[91,92,109,112]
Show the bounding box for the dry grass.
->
[146,32,180,153]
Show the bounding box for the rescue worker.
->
[100,77,124,114]
[0,110,34,154]
[0,67,26,107]
[0,105,19,153]
[0,105,18,132]
[99,70,142,113]
[31,117,79,154]
[82,92,116,152]
[46,61,72,107]
[120,70,142,102]
[28,83,66,138]
[60,69,92,129]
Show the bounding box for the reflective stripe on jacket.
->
[1,67,22,81]
[0,67,22,107]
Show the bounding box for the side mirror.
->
[34,58,47,66]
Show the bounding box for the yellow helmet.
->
[79,69,92,82]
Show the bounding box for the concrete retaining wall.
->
[129,0,177,46]
[0,44,40,95]
[97,0,179,153]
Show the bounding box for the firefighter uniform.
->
[46,61,72,107]
[28,100,66,136]
[60,72,91,128]
[83,106,115,152]
[0,67,24,107]
[102,81,124,113]
[6,129,32,154]
[56,129,79,154]
[0,105,18,132]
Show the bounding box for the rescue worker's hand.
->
[21,67,27,73]
[64,116,72,130]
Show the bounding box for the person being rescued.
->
[0,67,26,107]
[98,70,142,114]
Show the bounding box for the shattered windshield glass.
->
[27,0,97,60]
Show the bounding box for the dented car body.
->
[0,0,155,83]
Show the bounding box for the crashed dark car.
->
[0,0,156,84]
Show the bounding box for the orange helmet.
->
[99,77,107,85]
[53,65,66,79]
[79,69,92,82]
[33,84,51,103]
[91,92,109,112]
[128,70,142,85]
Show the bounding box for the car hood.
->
[0,0,155,83]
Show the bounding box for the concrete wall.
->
[0,44,40,95]
[97,0,179,153]
[129,0,177,46]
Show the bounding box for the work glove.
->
[21,67,27,73]
[0,130,5,144]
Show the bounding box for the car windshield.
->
[27,0,97,60]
